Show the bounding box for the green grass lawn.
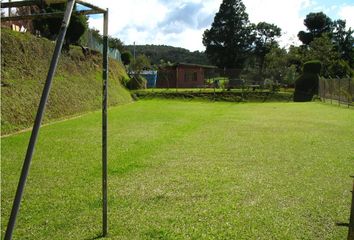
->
[1,100,353,239]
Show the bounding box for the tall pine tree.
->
[202,0,253,68]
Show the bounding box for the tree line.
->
[203,0,354,84]
[124,45,210,66]
[10,0,353,85]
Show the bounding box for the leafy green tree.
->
[264,46,288,82]
[285,45,307,74]
[304,35,339,77]
[332,20,354,67]
[66,14,87,45]
[202,0,253,68]
[33,3,88,46]
[297,31,314,45]
[131,54,151,73]
[253,22,281,75]
[108,36,124,52]
[284,65,298,86]
[90,29,103,44]
[298,12,332,45]
[121,51,133,66]
[296,12,353,76]
[304,12,332,35]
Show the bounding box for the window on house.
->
[184,71,198,82]
[193,72,198,81]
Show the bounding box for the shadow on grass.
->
[336,176,354,240]
[84,233,105,240]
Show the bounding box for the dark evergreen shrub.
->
[303,60,322,74]
[293,61,321,102]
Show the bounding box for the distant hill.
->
[125,45,211,65]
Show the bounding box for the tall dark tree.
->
[253,22,281,75]
[304,12,332,35]
[202,0,253,68]
[332,20,354,67]
[298,12,332,45]
[33,3,88,46]
[298,12,354,69]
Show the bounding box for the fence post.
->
[338,77,341,107]
[323,78,326,103]
[102,9,109,237]
[328,77,333,104]
[348,78,351,108]
[348,178,354,240]
[321,78,324,102]
[176,66,178,92]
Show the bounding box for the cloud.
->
[158,2,215,34]
[243,0,313,47]
[87,0,168,36]
[86,0,217,51]
[159,2,203,31]
[339,5,354,29]
[85,0,353,51]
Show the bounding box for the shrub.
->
[303,60,322,74]
[121,51,133,66]
[293,60,322,102]
[127,75,147,90]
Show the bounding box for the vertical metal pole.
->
[102,9,109,238]
[133,41,136,62]
[4,1,75,239]
[350,79,352,108]
[348,179,354,240]
[8,0,11,17]
[330,78,333,105]
[348,78,350,108]
[339,78,341,107]
[176,66,178,92]
[324,79,326,102]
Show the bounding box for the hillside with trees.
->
[124,45,210,66]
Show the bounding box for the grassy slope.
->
[1,100,353,239]
[1,28,131,135]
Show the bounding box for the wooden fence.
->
[318,77,354,107]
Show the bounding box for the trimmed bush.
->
[303,60,322,74]
[293,61,322,102]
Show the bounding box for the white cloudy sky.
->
[86,0,354,51]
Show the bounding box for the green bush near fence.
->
[294,60,322,102]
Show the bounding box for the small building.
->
[156,63,217,88]
[140,70,157,88]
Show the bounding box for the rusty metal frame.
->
[1,0,109,238]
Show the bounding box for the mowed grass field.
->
[1,100,353,239]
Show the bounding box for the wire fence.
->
[156,67,278,92]
[84,30,121,62]
[318,77,354,107]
